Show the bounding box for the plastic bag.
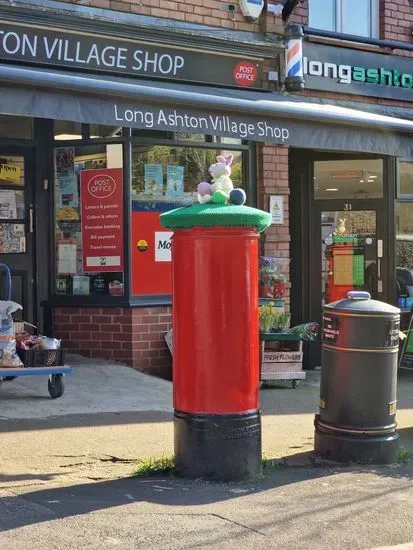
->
[287,322,319,342]
[38,337,61,350]
[0,301,23,367]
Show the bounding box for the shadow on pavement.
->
[0,456,412,534]
[0,411,173,433]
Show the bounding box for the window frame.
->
[396,158,413,201]
[309,0,379,39]
[50,128,256,307]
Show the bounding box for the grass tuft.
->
[133,455,175,477]
[262,455,283,472]
[397,447,410,464]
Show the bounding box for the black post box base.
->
[174,410,262,482]
[314,423,399,465]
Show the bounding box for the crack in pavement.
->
[209,513,267,537]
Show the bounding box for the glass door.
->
[321,209,379,304]
[308,155,388,367]
[0,147,35,322]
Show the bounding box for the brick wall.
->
[258,143,290,310]
[53,0,261,32]
[53,306,172,378]
[381,0,413,43]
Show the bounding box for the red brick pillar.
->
[258,143,291,310]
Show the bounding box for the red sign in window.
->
[80,168,124,273]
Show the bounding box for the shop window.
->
[399,160,413,197]
[174,133,208,142]
[131,146,243,203]
[54,144,124,297]
[309,0,378,38]
[54,121,83,141]
[0,115,32,140]
[314,158,383,200]
[131,128,172,139]
[396,202,413,298]
[89,124,123,138]
[131,145,245,296]
[214,136,243,145]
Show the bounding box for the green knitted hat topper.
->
[160,203,272,233]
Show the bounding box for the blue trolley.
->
[0,263,72,398]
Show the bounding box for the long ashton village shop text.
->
[114,106,291,141]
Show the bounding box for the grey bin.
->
[314,291,400,464]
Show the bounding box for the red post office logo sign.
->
[232,61,258,87]
[87,173,117,199]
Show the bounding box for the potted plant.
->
[258,302,278,333]
[273,272,287,299]
[272,311,291,333]
[259,264,277,298]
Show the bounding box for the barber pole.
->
[285,24,304,92]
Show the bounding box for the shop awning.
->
[1,63,413,157]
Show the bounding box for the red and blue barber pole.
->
[285,24,304,92]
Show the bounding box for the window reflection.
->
[314,159,383,200]
[396,202,413,302]
[399,161,413,196]
[131,146,244,205]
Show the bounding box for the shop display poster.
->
[55,147,79,208]
[80,167,124,273]
[73,275,90,296]
[0,163,21,183]
[57,242,77,275]
[0,190,18,219]
[144,164,163,194]
[270,195,284,224]
[166,165,184,196]
[0,223,25,253]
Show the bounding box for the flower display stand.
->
[259,332,306,389]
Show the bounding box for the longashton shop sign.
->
[114,105,290,141]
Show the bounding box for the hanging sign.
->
[80,168,124,273]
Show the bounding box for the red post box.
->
[161,204,271,481]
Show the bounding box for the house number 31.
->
[344,203,352,211]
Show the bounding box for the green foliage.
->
[259,302,290,333]
[262,455,283,472]
[397,447,410,463]
[133,455,175,477]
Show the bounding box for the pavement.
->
[0,354,413,549]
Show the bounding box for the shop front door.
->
[0,147,35,323]
[306,155,390,368]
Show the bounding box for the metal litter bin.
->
[314,291,400,464]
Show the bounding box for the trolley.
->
[0,263,72,398]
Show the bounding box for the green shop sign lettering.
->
[303,42,413,101]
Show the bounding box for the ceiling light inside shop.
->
[54,134,99,140]
[359,179,365,183]
[325,188,339,191]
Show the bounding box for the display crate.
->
[259,332,306,388]
[17,348,66,368]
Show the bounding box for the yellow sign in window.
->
[0,164,21,183]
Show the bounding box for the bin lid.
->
[160,203,272,233]
[325,291,400,316]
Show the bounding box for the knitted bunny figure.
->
[197,154,234,204]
